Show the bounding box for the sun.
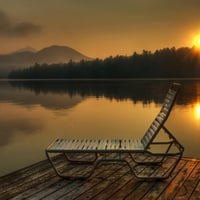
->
[193,35,200,48]
[196,38,200,46]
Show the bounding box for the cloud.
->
[0,10,41,37]
[0,117,43,147]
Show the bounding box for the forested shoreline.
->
[8,47,200,79]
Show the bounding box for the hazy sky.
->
[1,0,200,58]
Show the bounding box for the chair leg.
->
[45,150,99,180]
[46,151,182,180]
[129,142,175,165]
[46,150,64,178]
[128,153,183,180]
[63,153,98,164]
[129,153,164,165]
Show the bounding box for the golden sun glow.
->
[193,35,200,48]
[195,103,200,119]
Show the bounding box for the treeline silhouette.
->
[9,79,200,106]
[8,47,200,79]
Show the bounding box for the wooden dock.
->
[0,154,200,200]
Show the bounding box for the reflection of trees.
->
[9,80,200,105]
[0,82,83,110]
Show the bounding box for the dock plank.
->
[58,164,125,200]
[1,154,90,200]
[0,155,200,200]
[39,164,121,200]
[73,166,129,200]
[173,161,200,199]
[92,171,133,200]
[141,159,186,200]
[157,159,198,200]
[190,181,200,200]
[108,177,142,200]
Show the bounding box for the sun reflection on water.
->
[195,103,200,119]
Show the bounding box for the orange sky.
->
[0,0,200,58]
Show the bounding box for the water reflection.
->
[8,79,200,106]
[0,103,44,146]
[0,81,84,110]
[195,103,200,119]
[0,79,200,176]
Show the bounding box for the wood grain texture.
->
[1,156,200,200]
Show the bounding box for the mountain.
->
[13,47,36,53]
[0,45,91,78]
[35,45,90,64]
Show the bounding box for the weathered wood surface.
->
[0,155,200,200]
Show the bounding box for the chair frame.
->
[45,83,184,180]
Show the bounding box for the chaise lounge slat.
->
[46,83,184,180]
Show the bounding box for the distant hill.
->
[8,47,200,79]
[0,45,91,77]
[13,47,36,53]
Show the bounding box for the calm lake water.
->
[0,79,200,176]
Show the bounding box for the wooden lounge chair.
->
[45,83,184,180]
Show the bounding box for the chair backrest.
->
[141,83,181,150]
